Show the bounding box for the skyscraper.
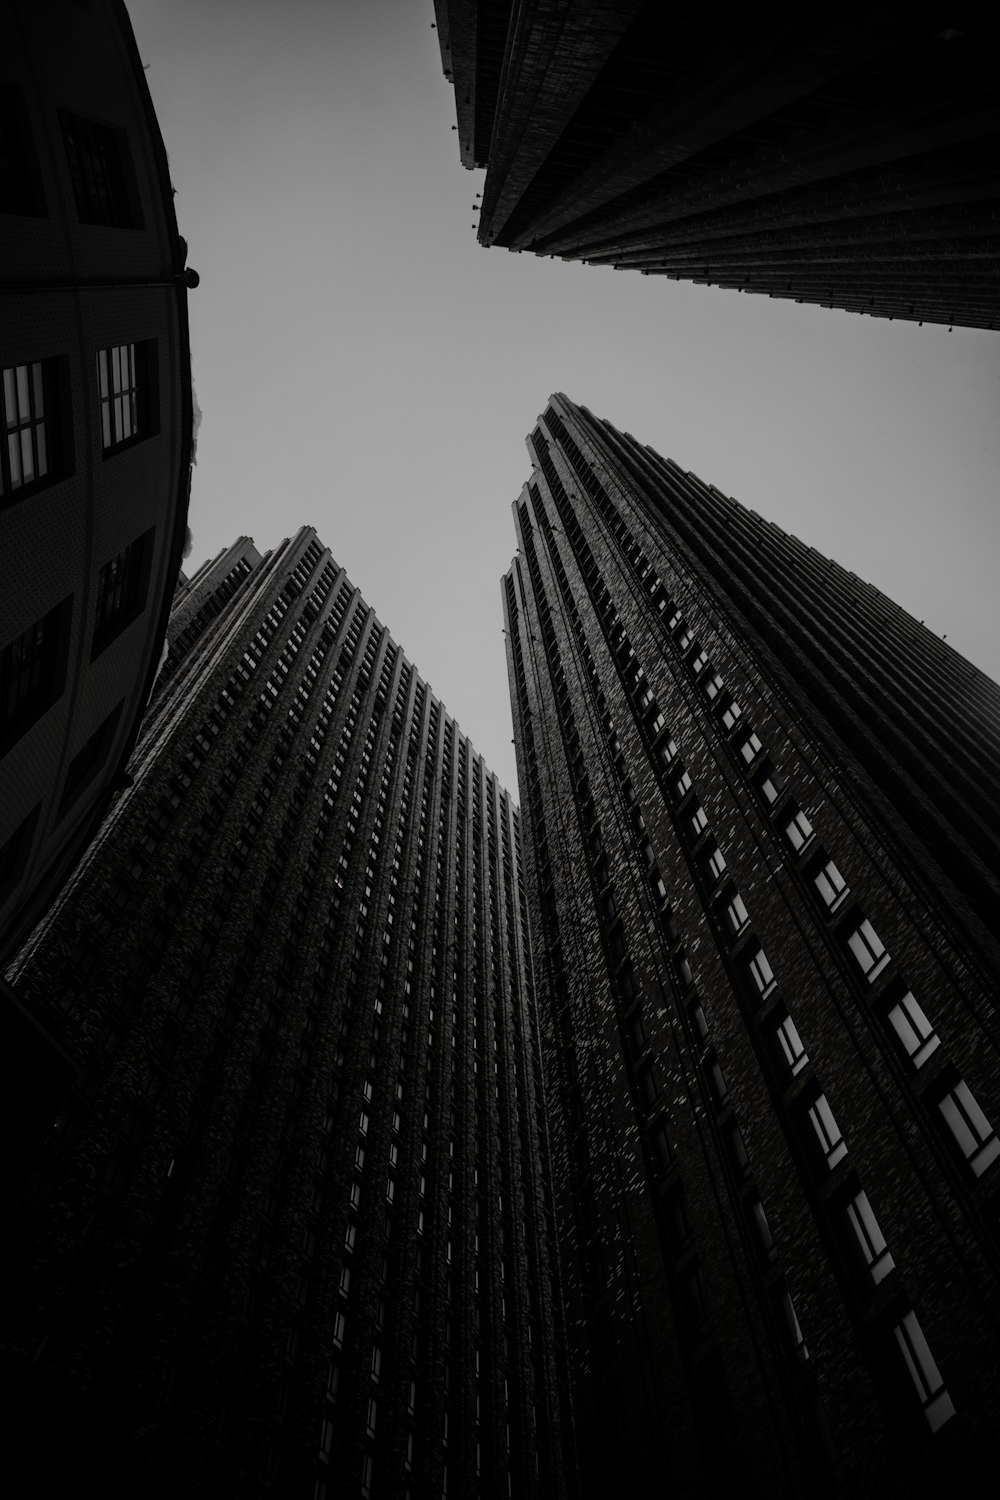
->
[3,527,569,1500]
[503,394,1000,1495]
[436,2,1000,329]
[1,0,195,967]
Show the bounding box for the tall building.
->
[503,394,1000,1496]
[1,0,195,966]
[436,2,1000,329]
[3,527,570,1500]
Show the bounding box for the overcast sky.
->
[129,0,1000,796]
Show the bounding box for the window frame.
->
[91,528,156,659]
[893,1310,955,1432]
[844,1188,895,1286]
[59,109,141,229]
[936,1077,1000,1177]
[97,340,158,455]
[805,1091,848,1171]
[0,596,72,753]
[846,916,890,983]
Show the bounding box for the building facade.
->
[436,1,1000,329]
[503,394,1000,1496]
[1,0,195,966]
[3,527,570,1500]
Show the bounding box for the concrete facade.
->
[2,528,571,1498]
[503,394,1000,1496]
[438,2,1000,329]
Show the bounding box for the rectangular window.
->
[776,1285,809,1363]
[723,889,749,937]
[60,111,137,227]
[98,342,156,451]
[747,947,776,999]
[2,359,63,498]
[937,1079,1000,1176]
[739,731,763,765]
[885,989,939,1068]
[720,700,742,730]
[758,766,785,805]
[1,599,69,745]
[784,808,814,851]
[813,857,848,910]
[774,1012,808,1078]
[845,1189,894,1285]
[673,769,692,800]
[893,1311,955,1431]
[689,648,708,675]
[690,805,708,837]
[91,529,155,658]
[806,1093,848,1169]
[846,918,890,983]
[704,671,724,700]
[58,699,124,816]
[704,844,727,883]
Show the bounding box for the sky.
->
[129,0,1000,796]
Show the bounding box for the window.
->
[813,857,848,910]
[722,889,749,937]
[806,1093,847,1170]
[1,599,70,746]
[58,700,124,816]
[936,1079,1000,1176]
[703,844,727,884]
[638,1062,661,1109]
[773,1012,808,1078]
[846,918,890,983]
[98,342,156,451]
[689,648,708,675]
[673,769,692,801]
[690,805,708,837]
[844,1189,894,1285]
[882,988,939,1068]
[748,1196,775,1260]
[60,111,138,227]
[758,766,785,806]
[704,671,724,700]
[739,731,763,765]
[776,1285,809,1363]
[2,360,62,498]
[784,808,814,851]
[893,1311,955,1431]
[720,700,742,730]
[91,530,155,657]
[706,1055,728,1106]
[746,947,776,1000]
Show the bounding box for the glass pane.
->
[114,394,124,439]
[19,426,33,482]
[121,394,132,439]
[16,363,29,417]
[111,345,122,392]
[98,350,109,399]
[36,421,47,476]
[32,362,44,415]
[101,404,111,449]
[8,430,21,484]
[3,367,17,425]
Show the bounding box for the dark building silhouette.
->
[3,528,570,1500]
[436,2,1000,329]
[1,0,195,967]
[503,394,1000,1496]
